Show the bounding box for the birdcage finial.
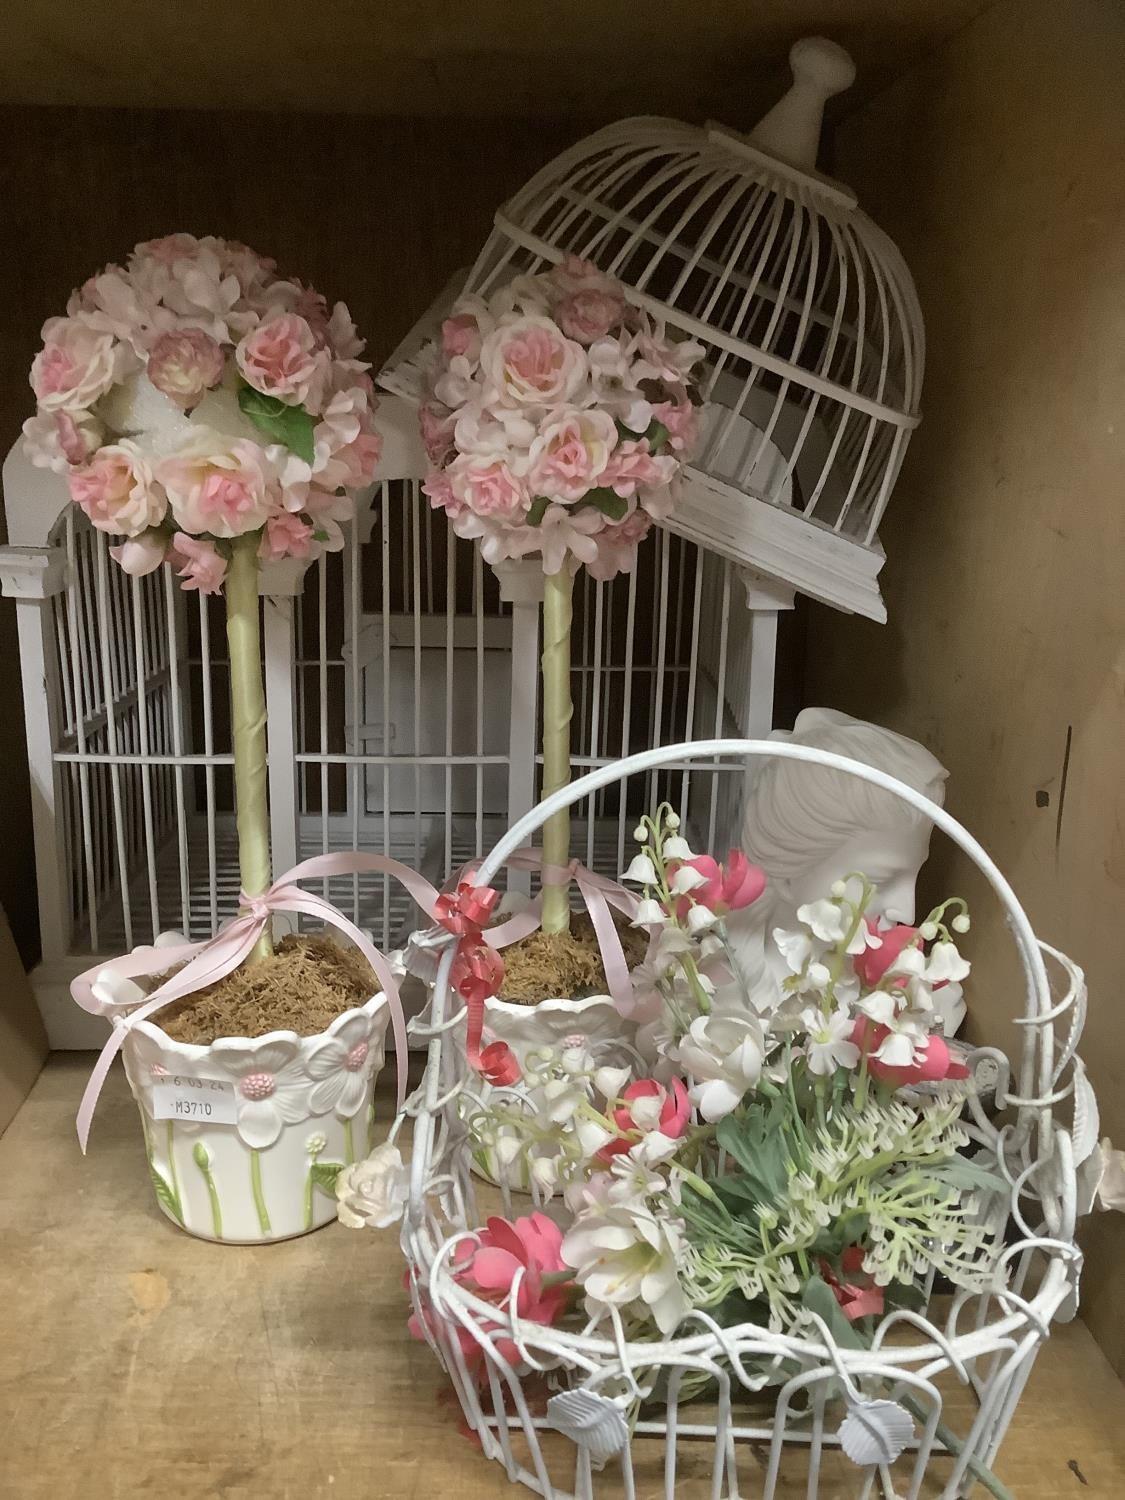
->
[748,36,856,170]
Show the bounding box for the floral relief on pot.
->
[124,993,390,1243]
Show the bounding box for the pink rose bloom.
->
[601,1077,691,1159]
[479,316,586,407]
[527,407,617,504]
[157,432,276,537]
[850,1018,970,1088]
[170,534,227,595]
[409,1212,568,1369]
[259,512,314,562]
[821,1248,885,1322]
[448,456,529,521]
[550,255,621,298]
[601,439,678,499]
[146,328,225,407]
[556,288,625,345]
[31,316,122,412]
[854,920,922,989]
[586,506,654,582]
[236,313,324,407]
[111,532,168,577]
[68,441,166,537]
[422,468,463,519]
[678,851,766,916]
[441,313,482,363]
[331,428,382,489]
[135,233,203,267]
[419,401,457,465]
[651,399,700,455]
[22,409,103,473]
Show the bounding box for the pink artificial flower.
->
[31,316,122,412]
[170,534,227,595]
[111,532,168,577]
[236,312,324,407]
[601,439,677,499]
[135,233,203,267]
[23,408,104,473]
[850,1018,970,1088]
[585,506,653,582]
[55,411,101,466]
[556,288,625,345]
[331,427,383,489]
[441,313,482,363]
[146,328,225,407]
[854,919,922,988]
[258,511,314,562]
[68,441,166,537]
[422,468,464,519]
[157,434,277,537]
[680,851,766,916]
[419,400,457,465]
[448,456,529,521]
[527,407,617,504]
[409,1212,568,1369]
[651,399,700,455]
[479,316,586,408]
[821,1247,885,1322]
[550,255,621,298]
[601,1077,691,1160]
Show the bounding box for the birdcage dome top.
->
[382,40,925,619]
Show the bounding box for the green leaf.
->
[926,1155,1007,1194]
[149,1165,182,1224]
[525,495,551,527]
[311,1160,346,1195]
[577,486,628,522]
[237,381,316,463]
[645,419,670,452]
[800,1274,867,1350]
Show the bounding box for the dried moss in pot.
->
[494,912,649,1004]
[156,935,378,1044]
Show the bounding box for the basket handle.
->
[477,738,1053,1032]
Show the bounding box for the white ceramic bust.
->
[726,708,948,1006]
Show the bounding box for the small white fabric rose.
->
[336,1141,410,1229]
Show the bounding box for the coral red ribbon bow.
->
[434,881,521,1088]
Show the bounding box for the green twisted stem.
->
[540,568,574,935]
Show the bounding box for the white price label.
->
[152,1075,238,1125]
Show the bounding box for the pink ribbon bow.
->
[434,882,520,1087]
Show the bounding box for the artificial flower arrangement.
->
[28,235,402,1242]
[417,258,705,949]
[339,804,998,1362]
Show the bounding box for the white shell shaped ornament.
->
[547,1390,629,1461]
[836,1399,915,1467]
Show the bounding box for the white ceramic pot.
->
[122,994,390,1243]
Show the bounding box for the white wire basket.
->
[398,739,1088,1500]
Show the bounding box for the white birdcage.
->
[399,740,1089,1500]
[1,401,790,1045]
[381,38,923,623]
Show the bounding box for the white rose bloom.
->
[562,1202,688,1335]
[336,1141,410,1230]
[674,1011,765,1122]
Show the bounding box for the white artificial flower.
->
[629,1130,681,1166]
[925,941,972,986]
[673,1011,765,1122]
[796,899,848,944]
[336,1141,410,1229]
[529,1154,560,1196]
[664,811,681,830]
[575,1117,616,1158]
[594,1066,631,1101]
[802,1007,861,1076]
[773,927,816,976]
[622,853,658,886]
[562,1202,688,1335]
[662,836,694,860]
[686,903,718,935]
[670,864,707,895]
[633,897,667,926]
